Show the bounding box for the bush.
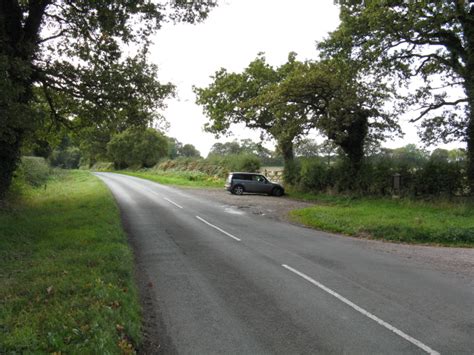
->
[107,128,168,169]
[49,147,82,169]
[293,152,467,197]
[15,156,51,187]
[206,153,261,173]
[297,158,331,192]
[90,161,115,171]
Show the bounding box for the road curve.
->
[95,172,474,354]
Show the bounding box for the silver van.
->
[225,172,284,196]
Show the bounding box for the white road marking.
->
[164,197,183,209]
[282,264,440,355]
[195,216,241,242]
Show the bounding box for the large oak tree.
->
[324,0,474,189]
[0,0,215,198]
[194,53,329,183]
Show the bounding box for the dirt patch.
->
[180,187,474,279]
[182,187,313,222]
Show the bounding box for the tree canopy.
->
[107,127,168,169]
[196,52,400,181]
[195,53,322,182]
[0,0,215,198]
[325,0,474,188]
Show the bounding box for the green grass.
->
[119,170,225,188]
[0,170,141,353]
[289,193,474,247]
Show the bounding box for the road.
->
[95,172,474,354]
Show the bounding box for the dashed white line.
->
[195,216,241,242]
[282,264,440,355]
[164,197,183,209]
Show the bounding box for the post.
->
[392,173,401,198]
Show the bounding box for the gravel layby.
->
[181,187,474,280]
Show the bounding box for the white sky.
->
[150,0,463,157]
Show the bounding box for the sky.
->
[150,0,462,157]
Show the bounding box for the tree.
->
[166,137,183,159]
[107,127,168,169]
[0,1,215,198]
[195,53,320,183]
[180,144,201,158]
[324,0,474,189]
[277,58,400,175]
[208,141,243,156]
[294,138,320,157]
[49,135,82,169]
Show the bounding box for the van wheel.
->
[232,185,244,195]
[272,187,284,197]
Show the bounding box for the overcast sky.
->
[150,0,461,157]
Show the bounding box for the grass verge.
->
[0,170,141,353]
[289,193,474,247]
[118,170,225,188]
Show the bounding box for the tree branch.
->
[411,98,468,122]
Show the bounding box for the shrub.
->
[16,156,51,187]
[49,147,82,169]
[206,153,261,173]
[293,152,467,197]
[297,158,331,192]
[91,161,115,171]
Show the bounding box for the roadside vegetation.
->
[96,141,473,247]
[121,170,224,188]
[0,159,141,353]
[288,192,474,247]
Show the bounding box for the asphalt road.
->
[95,172,474,354]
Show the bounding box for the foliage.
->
[325,0,474,188]
[0,1,216,198]
[180,144,201,158]
[206,153,261,173]
[195,53,315,184]
[107,128,168,169]
[280,57,400,177]
[157,157,227,177]
[0,171,141,352]
[14,156,51,188]
[290,197,474,247]
[121,170,224,189]
[49,147,81,169]
[294,145,467,197]
[157,153,261,177]
[48,136,82,169]
[208,141,245,156]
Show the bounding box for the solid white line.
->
[195,216,241,242]
[164,197,183,209]
[282,264,440,355]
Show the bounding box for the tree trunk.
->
[278,139,297,185]
[331,111,368,176]
[0,130,23,199]
[466,83,474,193]
[0,1,46,199]
[464,0,474,194]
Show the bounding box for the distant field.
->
[0,170,141,353]
[289,193,474,247]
